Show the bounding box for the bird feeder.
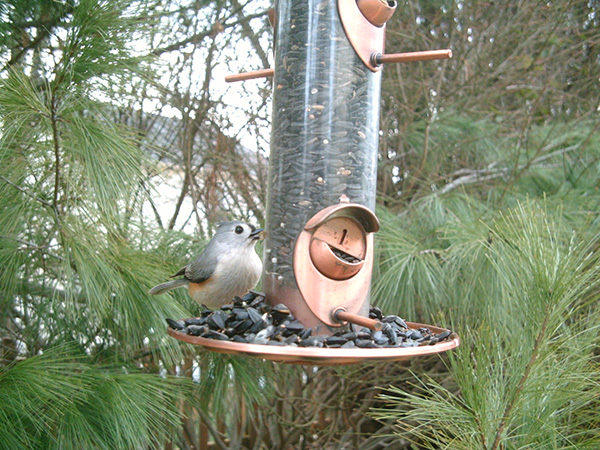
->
[167,0,459,365]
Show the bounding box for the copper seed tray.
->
[167,322,459,366]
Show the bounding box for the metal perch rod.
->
[225,68,274,83]
[372,49,452,65]
[225,49,452,83]
[333,308,383,331]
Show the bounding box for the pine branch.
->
[1,2,75,72]
[0,235,64,261]
[197,407,229,450]
[169,179,190,231]
[0,176,52,208]
[439,143,581,195]
[490,310,550,450]
[50,93,61,210]
[474,414,489,450]
[144,186,165,230]
[229,0,271,69]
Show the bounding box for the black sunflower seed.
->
[325,336,347,346]
[167,291,453,351]
[436,331,452,341]
[356,339,379,348]
[248,319,267,334]
[207,311,226,330]
[186,325,206,336]
[166,318,185,330]
[184,317,206,326]
[241,292,258,303]
[247,307,263,324]
[203,330,229,341]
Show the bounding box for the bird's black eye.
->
[235,225,244,235]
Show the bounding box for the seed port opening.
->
[330,245,362,264]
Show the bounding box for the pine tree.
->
[0,1,280,447]
[371,199,600,449]
[3,1,599,449]
[0,1,195,448]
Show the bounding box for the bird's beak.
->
[250,228,265,240]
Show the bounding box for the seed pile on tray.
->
[166,292,453,349]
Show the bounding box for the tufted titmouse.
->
[149,221,264,309]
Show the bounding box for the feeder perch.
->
[168,0,459,365]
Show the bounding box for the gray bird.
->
[149,221,264,309]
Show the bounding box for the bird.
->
[149,221,264,309]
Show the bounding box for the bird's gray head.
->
[213,221,263,249]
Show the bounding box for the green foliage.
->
[1,0,599,449]
[371,198,600,449]
[371,107,600,449]
[0,1,260,448]
[0,345,188,450]
[0,0,186,357]
[0,2,279,447]
[373,116,600,318]
[191,352,276,416]
[379,0,600,206]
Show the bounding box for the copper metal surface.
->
[225,68,274,83]
[356,0,397,27]
[267,8,275,27]
[293,202,379,327]
[338,0,386,72]
[372,49,453,66]
[309,217,366,280]
[264,277,337,336]
[294,228,374,327]
[167,322,459,366]
[333,308,383,331]
[304,197,380,233]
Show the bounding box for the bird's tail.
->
[149,279,188,295]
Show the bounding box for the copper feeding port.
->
[225,68,274,83]
[293,198,380,328]
[333,308,383,331]
[309,216,366,280]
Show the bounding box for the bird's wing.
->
[183,244,219,284]
[170,265,187,278]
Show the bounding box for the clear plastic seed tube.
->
[263,0,382,331]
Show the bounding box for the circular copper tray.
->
[167,321,459,366]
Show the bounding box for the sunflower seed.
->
[166,318,185,330]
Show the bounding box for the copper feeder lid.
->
[167,322,459,366]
